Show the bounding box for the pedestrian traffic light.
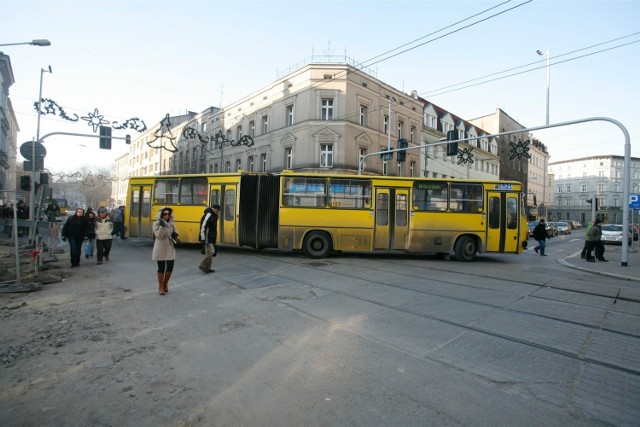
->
[99,126,112,149]
[446,130,458,156]
[397,138,408,162]
[20,175,30,191]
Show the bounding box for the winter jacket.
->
[199,207,218,244]
[533,223,548,241]
[152,207,178,261]
[62,212,88,240]
[85,212,96,239]
[95,216,114,240]
[588,223,602,242]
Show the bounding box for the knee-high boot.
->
[157,272,165,295]
[163,271,172,294]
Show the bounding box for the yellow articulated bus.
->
[126,171,528,261]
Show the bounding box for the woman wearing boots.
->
[152,207,178,295]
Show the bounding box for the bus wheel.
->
[454,235,477,262]
[303,231,332,259]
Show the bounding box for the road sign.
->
[23,160,44,172]
[19,141,46,161]
[629,194,640,209]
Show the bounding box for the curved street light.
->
[0,39,51,47]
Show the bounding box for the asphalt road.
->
[1,235,638,426]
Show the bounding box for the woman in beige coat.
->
[152,207,178,295]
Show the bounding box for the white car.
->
[600,224,631,245]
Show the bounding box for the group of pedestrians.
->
[533,217,608,263]
[61,207,114,267]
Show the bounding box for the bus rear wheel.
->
[303,231,332,259]
[454,235,477,262]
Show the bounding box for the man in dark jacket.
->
[532,219,549,256]
[585,219,608,262]
[198,204,220,274]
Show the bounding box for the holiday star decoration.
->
[80,108,109,132]
[509,139,531,160]
[457,147,474,165]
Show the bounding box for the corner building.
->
[177,63,424,176]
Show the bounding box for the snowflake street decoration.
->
[457,147,474,165]
[81,108,110,132]
[35,99,148,134]
[147,114,178,153]
[509,139,531,160]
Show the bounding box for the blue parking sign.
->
[630,194,640,209]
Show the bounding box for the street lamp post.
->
[29,65,52,224]
[537,49,551,218]
[0,39,51,47]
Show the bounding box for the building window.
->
[410,126,416,143]
[383,115,389,135]
[424,113,437,129]
[321,98,334,120]
[285,147,293,169]
[286,104,294,126]
[261,153,267,171]
[320,144,333,168]
[237,126,243,140]
[225,161,231,172]
[262,115,268,134]
[397,162,401,176]
[397,121,403,139]
[359,147,367,172]
[557,186,562,193]
[382,160,388,176]
[581,184,587,192]
[248,156,254,172]
[249,120,255,137]
[359,105,367,126]
[236,159,242,171]
[410,161,415,177]
[566,185,571,193]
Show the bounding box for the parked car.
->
[555,221,571,234]
[571,220,582,230]
[600,224,632,245]
[528,220,555,238]
[546,222,559,236]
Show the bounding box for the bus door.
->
[486,191,520,253]
[129,184,152,238]
[209,184,237,245]
[374,188,410,250]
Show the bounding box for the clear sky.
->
[2,0,639,174]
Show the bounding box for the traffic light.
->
[586,198,599,209]
[125,134,131,144]
[397,138,408,162]
[99,126,112,149]
[446,130,458,156]
[20,175,30,191]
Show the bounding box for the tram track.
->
[223,248,640,377]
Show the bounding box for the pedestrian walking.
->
[62,208,88,267]
[45,200,61,222]
[198,204,220,274]
[532,218,549,256]
[95,207,114,265]
[84,210,96,259]
[580,221,593,259]
[586,219,608,262]
[111,205,127,240]
[152,207,178,295]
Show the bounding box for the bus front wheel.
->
[454,235,477,262]
[303,231,332,259]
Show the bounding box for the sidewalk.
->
[559,243,640,283]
